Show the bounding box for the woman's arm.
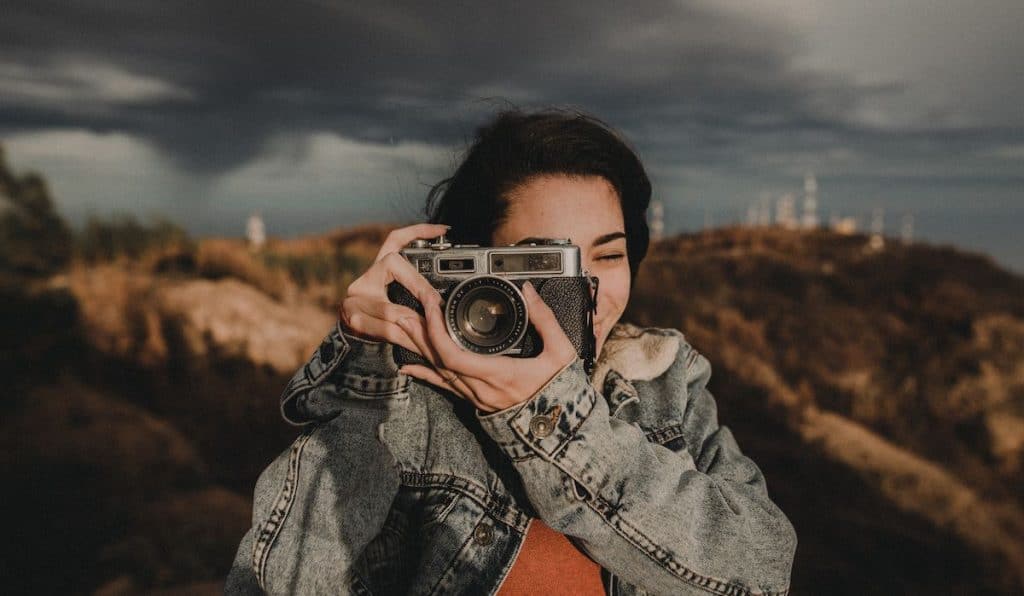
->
[279,321,409,425]
[475,335,797,596]
[227,326,405,594]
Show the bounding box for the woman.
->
[227,110,797,595]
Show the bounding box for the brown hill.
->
[4,222,1023,594]
[626,226,1024,593]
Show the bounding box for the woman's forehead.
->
[495,174,625,243]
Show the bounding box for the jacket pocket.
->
[355,486,460,594]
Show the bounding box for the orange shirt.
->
[496,518,605,595]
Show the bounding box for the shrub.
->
[195,239,291,300]
[77,215,192,264]
[0,146,73,277]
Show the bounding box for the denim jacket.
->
[226,322,797,595]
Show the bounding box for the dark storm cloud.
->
[3,1,1022,272]
[0,0,857,172]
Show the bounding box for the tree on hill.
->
[0,144,72,277]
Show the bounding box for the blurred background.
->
[2,1,1022,594]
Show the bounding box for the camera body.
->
[387,235,597,372]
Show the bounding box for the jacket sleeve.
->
[476,334,797,596]
[226,322,404,594]
[279,321,409,425]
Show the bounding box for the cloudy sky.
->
[2,1,1022,270]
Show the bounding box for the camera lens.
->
[460,287,513,345]
[446,276,527,354]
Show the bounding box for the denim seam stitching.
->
[426,510,490,596]
[343,387,410,399]
[278,325,351,419]
[252,429,314,589]
[644,423,686,445]
[336,373,409,395]
[490,517,532,596]
[399,471,532,532]
[582,493,787,596]
[308,325,351,385]
[545,417,785,596]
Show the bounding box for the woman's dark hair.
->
[425,109,652,282]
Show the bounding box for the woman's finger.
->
[347,252,440,315]
[399,363,478,403]
[379,252,442,306]
[374,223,451,262]
[522,281,577,366]
[343,311,423,355]
[396,316,442,369]
[420,294,498,379]
[399,316,505,402]
[342,295,420,324]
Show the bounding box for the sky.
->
[1,1,1022,271]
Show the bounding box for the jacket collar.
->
[590,322,679,393]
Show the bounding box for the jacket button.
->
[529,414,554,438]
[473,522,494,546]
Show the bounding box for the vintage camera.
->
[387,234,597,373]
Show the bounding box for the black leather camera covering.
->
[387,275,595,371]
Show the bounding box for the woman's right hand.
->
[338,223,448,356]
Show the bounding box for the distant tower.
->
[746,202,759,227]
[901,213,915,245]
[801,173,819,229]
[758,192,772,227]
[247,211,266,251]
[776,193,797,229]
[649,199,664,242]
[868,206,885,251]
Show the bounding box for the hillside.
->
[3,223,1023,594]
[627,226,1024,593]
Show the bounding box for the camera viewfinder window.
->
[439,258,476,273]
[490,251,562,274]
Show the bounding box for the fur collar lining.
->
[590,322,680,391]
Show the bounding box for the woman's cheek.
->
[598,266,630,322]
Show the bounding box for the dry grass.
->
[195,239,293,301]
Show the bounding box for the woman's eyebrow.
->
[591,232,626,248]
[511,232,626,247]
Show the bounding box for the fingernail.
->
[523,281,536,295]
[397,317,413,329]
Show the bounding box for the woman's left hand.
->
[396,281,578,413]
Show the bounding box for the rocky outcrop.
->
[157,277,334,374]
[67,265,334,374]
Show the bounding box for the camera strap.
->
[584,275,599,376]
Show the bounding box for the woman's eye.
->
[596,254,625,262]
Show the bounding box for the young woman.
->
[227,110,797,595]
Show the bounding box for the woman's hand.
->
[396,281,578,413]
[339,223,447,356]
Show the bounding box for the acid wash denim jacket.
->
[226,322,797,596]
